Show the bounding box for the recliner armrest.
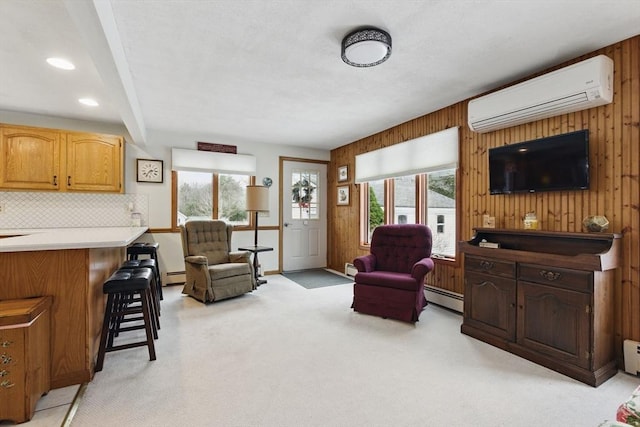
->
[411,257,435,281]
[354,254,376,272]
[229,251,251,263]
[185,255,209,265]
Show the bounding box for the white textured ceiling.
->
[0,0,639,150]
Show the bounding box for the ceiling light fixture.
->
[78,98,99,107]
[46,57,75,70]
[341,27,392,67]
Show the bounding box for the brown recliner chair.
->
[180,219,255,303]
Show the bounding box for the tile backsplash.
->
[0,192,149,229]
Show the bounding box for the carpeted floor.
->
[281,268,354,289]
[69,276,640,427]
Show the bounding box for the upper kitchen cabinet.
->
[0,124,123,193]
[65,132,123,192]
[0,125,62,190]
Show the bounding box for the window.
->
[174,171,251,228]
[359,168,457,259]
[355,128,459,259]
[291,169,319,220]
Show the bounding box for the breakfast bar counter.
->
[0,227,147,388]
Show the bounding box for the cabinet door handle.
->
[67,176,71,186]
[539,270,561,281]
[0,341,12,348]
[0,354,12,364]
[479,260,494,270]
[53,175,57,186]
[0,380,14,388]
[0,369,8,377]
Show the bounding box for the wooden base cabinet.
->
[0,297,52,424]
[461,229,621,387]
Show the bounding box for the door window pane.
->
[291,169,319,220]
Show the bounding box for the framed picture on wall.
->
[337,185,350,205]
[338,165,348,182]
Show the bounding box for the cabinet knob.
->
[479,260,494,270]
[0,380,14,388]
[0,341,12,348]
[0,354,12,364]
[0,369,8,377]
[539,270,561,281]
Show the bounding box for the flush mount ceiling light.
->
[341,27,392,67]
[46,57,75,70]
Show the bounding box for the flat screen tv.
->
[489,130,589,194]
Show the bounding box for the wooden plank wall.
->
[328,36,640,343]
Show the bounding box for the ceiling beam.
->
[63,0,147,144]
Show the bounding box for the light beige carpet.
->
[70,275,639,426]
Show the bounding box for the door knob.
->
[284,222,290,227]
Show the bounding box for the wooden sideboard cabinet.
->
[460,228,621,387]
[0,296,52,424]
[0,124,123,193]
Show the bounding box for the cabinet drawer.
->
[465,255,515,278]
[518,263,592,293]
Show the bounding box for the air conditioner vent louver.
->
[468,55,613,133]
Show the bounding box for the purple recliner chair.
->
[352,224,435,323]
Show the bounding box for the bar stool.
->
[95,268,157,372]
[127,242,163,300]
[120,259,161,329]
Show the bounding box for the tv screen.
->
[489,130,589,194]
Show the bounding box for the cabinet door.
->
[517,281,591,369]
[0,126,61,190]
[464,271,516,341]
[65,133,123,192]
[0,328,27,423]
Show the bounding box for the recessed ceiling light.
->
[78,98,99,107]
[46,57,75,70]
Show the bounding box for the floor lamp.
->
[245,185,270,285]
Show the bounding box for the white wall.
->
[0,110,330,276]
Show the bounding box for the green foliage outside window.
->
[369,187,383,231]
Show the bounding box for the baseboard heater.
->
[624,339,640,375]
[424,285,463,313]
[344,263,357,277]
[164,271,186,285]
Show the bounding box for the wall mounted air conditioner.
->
[468,54,613,133]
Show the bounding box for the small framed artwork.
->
[338,165,348,182]
[337,185,350,205]
[136,158,164,183]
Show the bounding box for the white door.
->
[282,160,327,271]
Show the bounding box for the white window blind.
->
[355,127,459,183]
[171,148,256,174]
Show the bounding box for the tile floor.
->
[0,384,80,426]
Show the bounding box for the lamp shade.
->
[246,185,269,212]
[341,27,392,67]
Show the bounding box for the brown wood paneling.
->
[329,36,640,350]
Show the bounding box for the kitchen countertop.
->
[0,227,148,252]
